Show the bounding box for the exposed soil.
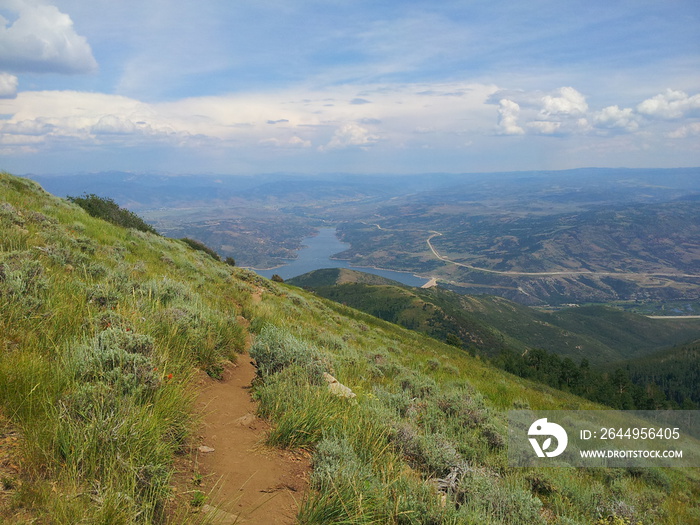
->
[0,414,23,521]
[180,356,310,524]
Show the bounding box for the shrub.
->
[249,325,328,384]
[86,284,122,309]
[67,193,159,235]
[311,435,371,490]
[138,277,194,305]
[65,328,159,399]
[456,470,545,524]
[397,372,436,398]
[390,423,464,477]
[0,250,47,313]
[179,237,220,261]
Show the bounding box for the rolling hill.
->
[288,268,700,365]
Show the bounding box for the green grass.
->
[244,286,700,524]
[289,273,700,365]
[0,172,245,523]
[2,171,699,524]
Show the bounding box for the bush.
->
[397,372,436,398]
[138,277,194,305]
[65,328,159,399]
[180,237,220,261]
[390,423,464,477]
[311,435,372,490]
[249,325,328,384]
[456,470,545,524]
[0,251,47,313]
[67,193,159,235]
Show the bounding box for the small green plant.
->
[206,362,225,380]
[190,490,206,508]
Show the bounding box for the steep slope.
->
[0,173,251,522]
[1,172,699,525]
[290,269,700,365]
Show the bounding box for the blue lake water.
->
[252,228,429,287]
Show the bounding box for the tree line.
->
[492,346,698,410]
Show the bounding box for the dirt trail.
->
[189,356,309,524]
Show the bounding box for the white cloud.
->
[259,135,312,148]
[497,99,524,135]
[527,120,561,134]
[594,105,640,131]
[322,123,379,150]
[0,1,97,74]
[0,90,192,154]
[0,72,18,98]
[0,117,54,135]
[542,87,588,115]
[2,81,698,171]
[541,86,588,116]
[636,89,700,119]
[289,135,312,147]
[91,115,138,135]
[667,122,700,139]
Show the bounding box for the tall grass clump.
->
[23,326,180,522]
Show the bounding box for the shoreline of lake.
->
[247,227,430,287]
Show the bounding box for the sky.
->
[0,0,699,175]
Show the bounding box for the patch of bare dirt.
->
[0,413,24,522]
[177,357,310,524]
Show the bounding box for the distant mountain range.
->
[27,168,700,306]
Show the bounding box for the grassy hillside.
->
[289,269,700,366]
[1,172,699,524]
[289,267,403,287]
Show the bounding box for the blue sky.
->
[0,0,699,175]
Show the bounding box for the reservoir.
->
[253,228,429,287]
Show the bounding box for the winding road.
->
[425,231,699,280]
